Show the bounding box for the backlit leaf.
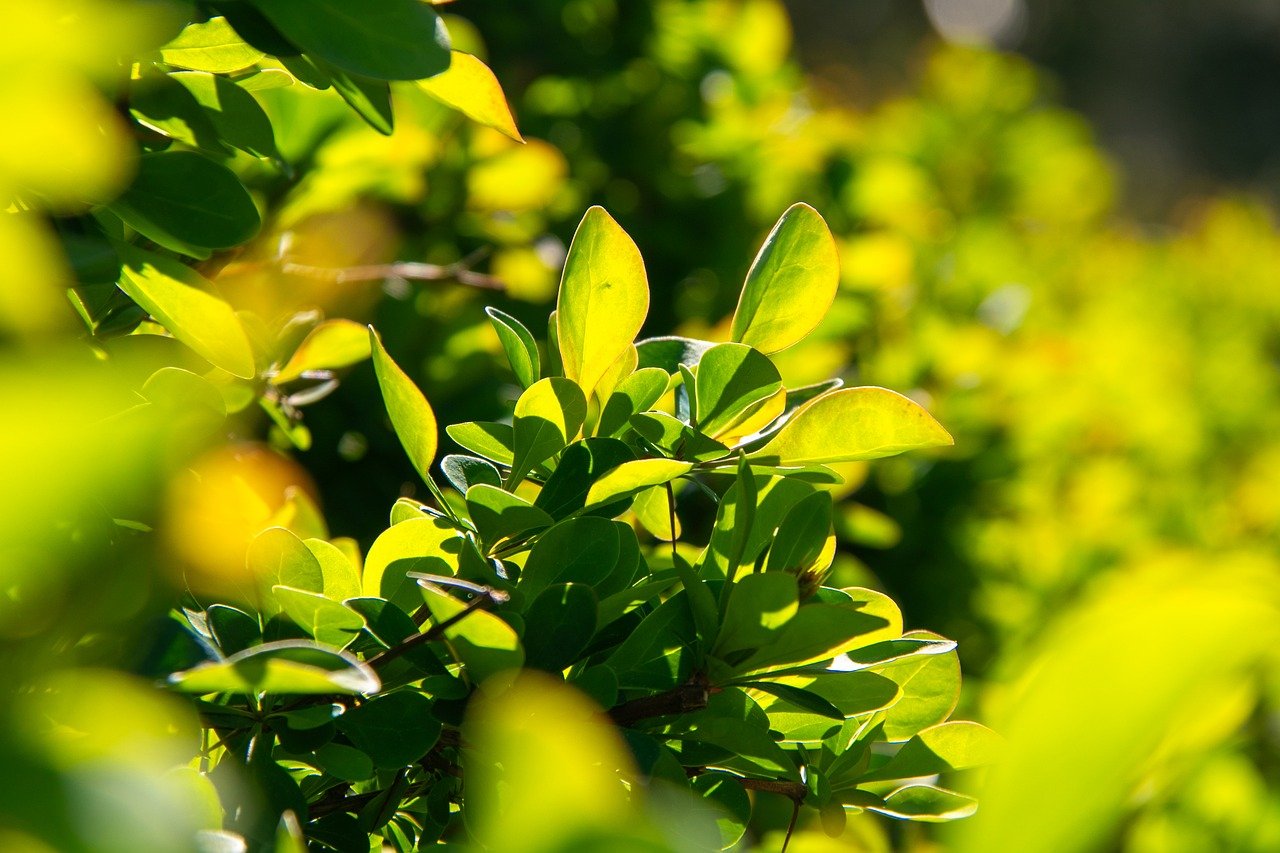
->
[446,421,515,466]
[418,51,523,142]
[369,326,438,484]
[465,484,553,550]
[509,377,587,488]
[693,343,782,439]
[748,387,952,466]
[272,585,365,649]
[160,16,265,73]
[556,207,649,399]
[169,641,379,695]
[419,583,523,684]
[584,459,694,509]
[730,203,839,354]
[362,516,462,609]
[116,245,256,378]
[861,721,1003,782]
[273,319,371,384]
[170,71,280,160]
[485,306,540,388]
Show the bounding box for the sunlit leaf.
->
[748,387,952,466]
[362,516,462,609]
[315,59,394,135]
[272,319,371,384]
[693,343,783,439]
[159,16,265,73]
[170,71,280,160]
[248,527,324,599]
[715,573,799,658]
[116,245,256,379]
[861,721,1003,782]
[584,459,694,509]
[169,641,379,694]
[509,377,587,488]
[485,306,540,388]
[556,206,650,399]
[446,421,515,466]
[272,585,365,648]
[370,326,438,484]
[730,203,839,354]
[764,490,833,574]
[465,483,553,550]
[870,785,977,822]
[597,367,670,438]
[419,51,523,142]
[303,538,362,601]
[419,583,523,684]
[441,454,502,493]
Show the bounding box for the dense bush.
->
[4,1,1280,852]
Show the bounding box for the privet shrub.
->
[168,204,997,850]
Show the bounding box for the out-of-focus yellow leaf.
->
[464,673,637,851]
[0,214,74,335]
[418,50,523,141]
[467,138,567,211]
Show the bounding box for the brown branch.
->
[280,260,504,291]
[608,671,710,727]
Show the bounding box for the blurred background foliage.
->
[3,0,1280,850]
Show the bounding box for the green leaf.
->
[300,537,360,596]
[248,527,324,599]
[310,743,374,782]
[485,307,540,388]
[605,593,697,691]
[419,51,524,142]
[733,603,892,675]
[273,319,371,384]
[630,412,730,463]
[169,71,279,160]
[597,367,669,438]
[693,343,783,439]
[846,637,957,668]
[314,58,394,135]
[672,551,719,654]
[764,490,833,574]
[160,16,265,73]
[523,583,598,672]
[208,604,259,656]
[272,585,365,648]
[250,0,450,81]
[872,631,962,741]
[583,459,694,509]
[465,484,553,550]
[509,377,587,488]
[109,151,260,253]
[169,640,379,694]
[748,387,953,466]
[335,692,441,768]
[441,454,502,494]
[735,681,844,721]
[868,785,978,822]
[861,721,1003,782]
[115,245,256,378]
[690,771,752,850]
[129,70,227,154]
[678,715,799,781]
[746,671,900,742]
[419,583,523,684]
[362,516,463,610]
[714,573,799,658]
[700,474,814,582]
[369,326,439,484]
[556,206,650,399]
[446,421,515,467]
[635,336,714,373]
[517,516,620,606]
[730,203,839,354]
[533,438,635,519]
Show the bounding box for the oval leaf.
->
[369,326,439,484]
[116,245,256,378]
[730,203,839,354]
[509,377,587,488]
[748,387,953,466]
[556,206,650,399]
[485,307,540,388]
[418,51,523,142]
[273,319,371,384]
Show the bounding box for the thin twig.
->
[281,260,504,291]
[368,584,507,672]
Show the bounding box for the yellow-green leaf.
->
[418,50,523,142]
[116,245,256,379]
[362,516,462,610]
[584,459,693,509]
[730,203,839,354]
[159,16,265,74]
[556,207,650,400]
[369,326,438,483]
[273,319,372,384]
[748,387,952,466]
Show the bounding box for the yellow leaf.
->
[418,50,523,142]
